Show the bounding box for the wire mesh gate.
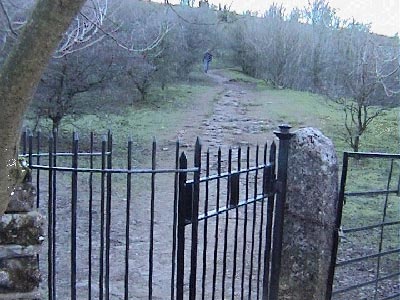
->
[329,152,400,300]
[20,125,291,300]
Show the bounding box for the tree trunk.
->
[140,90,147,102]
[353,135,360,152]
[0,0,86,215]
[52,118,61,134]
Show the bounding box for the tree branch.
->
[0,0,18,36]
[54,0,110,57]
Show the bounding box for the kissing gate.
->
[20,125,293,300]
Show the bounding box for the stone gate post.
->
[278,127,339,300]
[0,182,43,299]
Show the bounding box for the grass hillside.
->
[220,68,399,155]
[25,68,399,156]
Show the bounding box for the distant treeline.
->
[1,0,398,131]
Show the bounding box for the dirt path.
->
[142,70,277,299]
[167,70,276,155]
[111,70,276,300]
[38,69,278,300]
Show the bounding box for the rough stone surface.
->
[0,181,42,298]
[279,127,338,300]
[6,183,36,213]
[0,212,44,246]
[0,257,40,293]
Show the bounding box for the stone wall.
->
[279,127,339,300]
[0,182,43,300]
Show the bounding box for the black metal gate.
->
[329,152,400,300]
[20,125,292,300]
[175,127,292,300]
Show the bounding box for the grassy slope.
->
[26,67,399,155]
[222,68,400,155]
[25,82,212,152]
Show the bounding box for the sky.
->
[165,0,400,37]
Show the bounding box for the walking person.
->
[203,49,213,73]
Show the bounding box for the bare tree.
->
[28,0,172,130]
[0,0,110,58]
[125,54,156,103]
[230,5,301,87]
[332,26,399,151]
[0,0,34,57]
[226,0,398,153]
[302,0,342,91]
[0,0,87,214]
[374,37,400,97]
[114,0,220,98]
[262,4,301,88]
[32,46,112,131]
[111,1,170,101]
[55,0,111,58]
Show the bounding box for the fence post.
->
[278,127,338,300]
[189,138,201,300]
[268,125,294,300]
[176,152,188,300]
[71,132,79,300]
[262,141,276,300]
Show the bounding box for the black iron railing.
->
[19,125,292,300]
[21,130,198,300]
[175,126,293,300]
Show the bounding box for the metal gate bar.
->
[329,152,400,300]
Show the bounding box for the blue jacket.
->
[203,52,212,62]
